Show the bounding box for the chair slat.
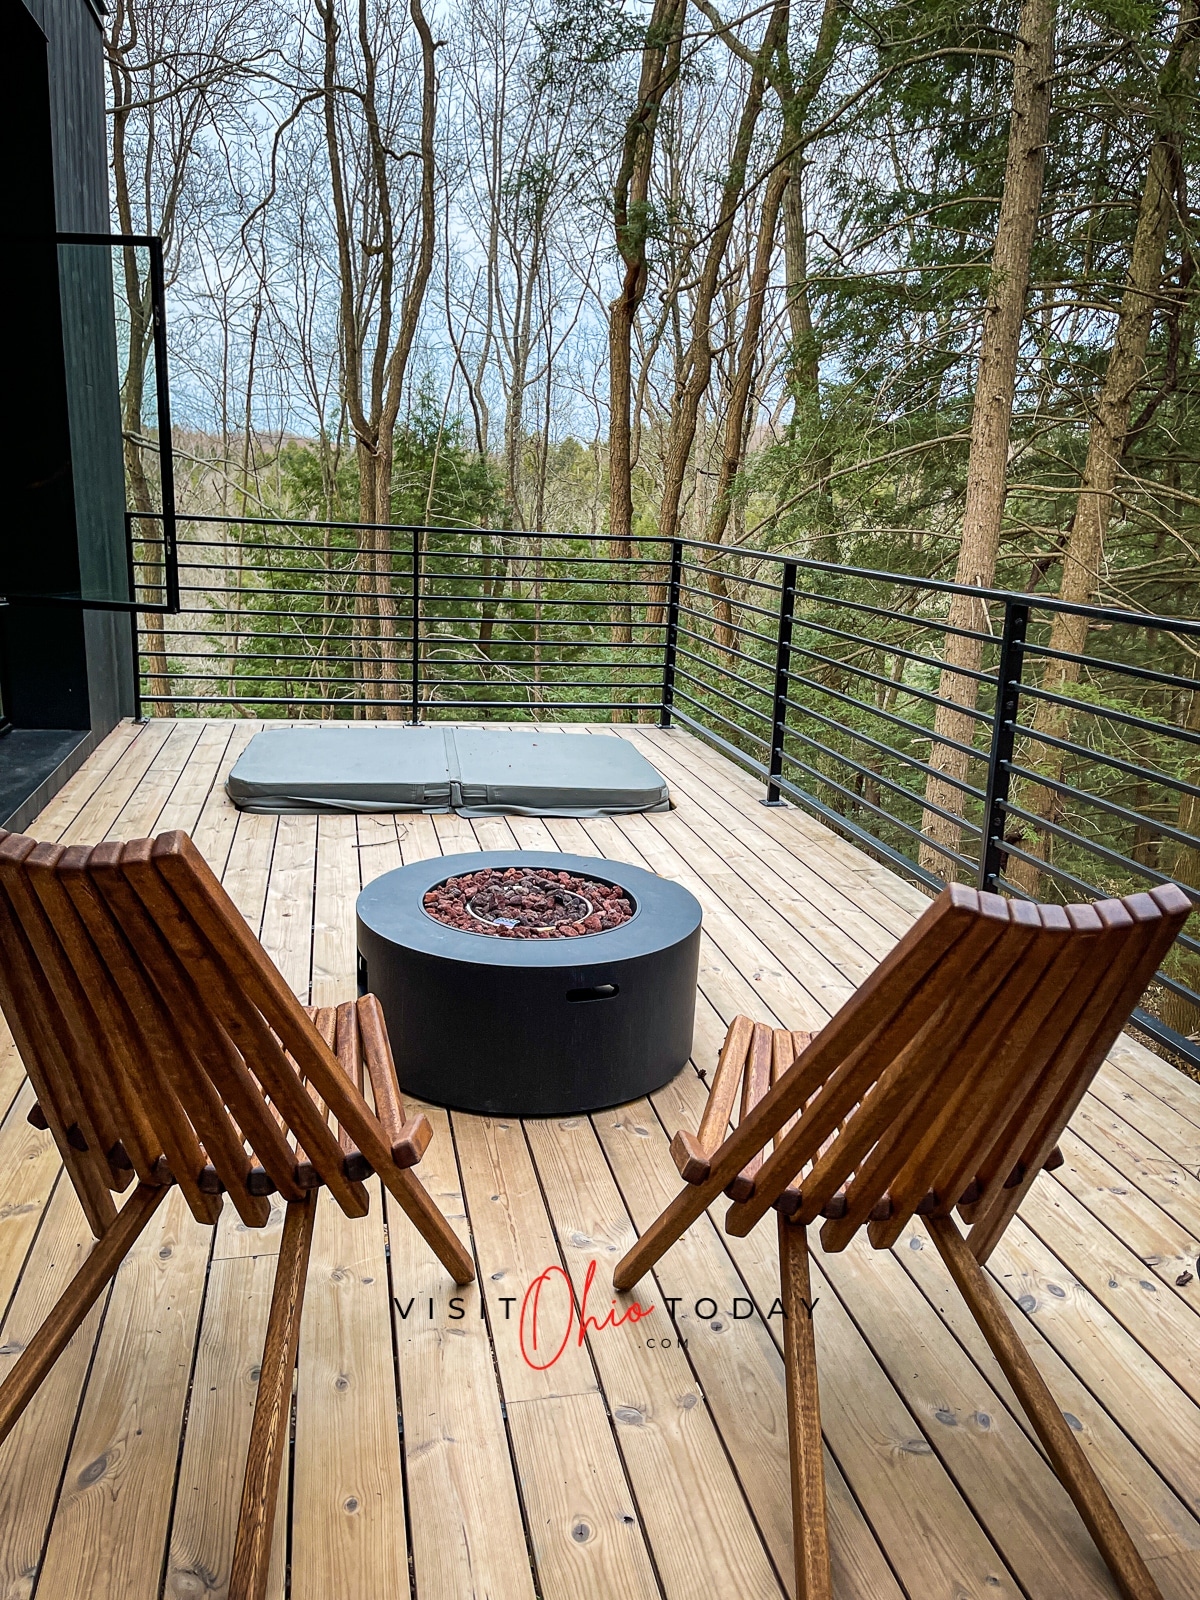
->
[0,835,127,1179]
[59,846,223,1225]
[771,1029,810,1218]
[153,832,397,1187]
[725,892,1012,1239]
[727,1022,774,1202]
[966,886,1188,1262]
[119,841,309,1203]
[86,846,270,1228]
[27,844,166,1184]
[0,881,117,1234]
[866,905,1068,1248]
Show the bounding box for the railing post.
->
[659,539,683,728]
[124,512,144,721]
[410,528,421,725]
[763,561,797,806]
[979,599,1028,891]
[147,236,179,615]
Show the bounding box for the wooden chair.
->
[614,882,1190,1600]
[0,826,474,1600]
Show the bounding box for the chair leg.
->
[0,1181,170,1449]
[778,1216,833,1600]
[927,1214,1163,1600]
[229,1195,317,1600]
[377,1163,475,1286]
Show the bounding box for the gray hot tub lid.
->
[225,726,670,815]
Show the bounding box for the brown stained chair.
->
[0,826,474,1600]
[614,882,1191,1600]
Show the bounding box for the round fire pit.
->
[356,850,701,1115]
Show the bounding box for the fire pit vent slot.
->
[567,983,619,1003]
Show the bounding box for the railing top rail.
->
[131,510,1200,639]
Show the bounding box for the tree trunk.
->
[917,0,1055,877]
[608,0,687,672]
[320,0,438,719]
[656,4,785,556]
[1007,0,1200,893]
[702,0,842,626]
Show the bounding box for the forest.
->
[106,0,1200,1050]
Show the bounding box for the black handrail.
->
[127,513,1200,1069]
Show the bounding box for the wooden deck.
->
[1,717,1199,1600]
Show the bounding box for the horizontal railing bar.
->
[1016,683,1200,746]
[674,597,777,644]
[172,610,665,634]
[792,611,999,685]
[671,687,773,750]
[1021,642,1200,695]
[162,649,666,669]
[170,543,670,570]
[150,695,658,711]
[419,634,657,649]
[673,578,782,624]
[143,627,663,653]
[1127,1008,1200,1068]
[781,672,983,763]
[161,671,664,691]
[673,645,774,701]
[672,667,774,726]
[1005,720,1200,801]
[784,697,988,801]
[420,571,657,589]
[169,605,418,627]
[784,641,994,723]
[181,587,663,616]
[420,679,662,690]
[996,797,1200,903]
[1003,761,1200,855]
[172,566,657,591]
[678,560,787,597]
[790,583,998,646]
[160,510,675,545]
[779,726,985,836]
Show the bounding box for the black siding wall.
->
[1,0,134,825]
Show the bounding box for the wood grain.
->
[5,719,1199,1600]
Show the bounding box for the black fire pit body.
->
[356,851,701,1116]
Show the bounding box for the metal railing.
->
[129,513,1200,1068]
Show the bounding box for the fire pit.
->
[356,850,701,1115]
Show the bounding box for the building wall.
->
[1,0,134,825]
[31,0,134,736]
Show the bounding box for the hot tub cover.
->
[225,726,670,816]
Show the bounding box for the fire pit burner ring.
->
[424,865,635,938]
[357,850,701,1115]
[465,879,591,930]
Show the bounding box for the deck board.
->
[4,717,1200,1599]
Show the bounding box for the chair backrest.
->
[0,827,405,1238]
[720,882,1190,1262]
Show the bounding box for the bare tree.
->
[106,0,272,709]
[311,0,438,710]
[608,0,688,648]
